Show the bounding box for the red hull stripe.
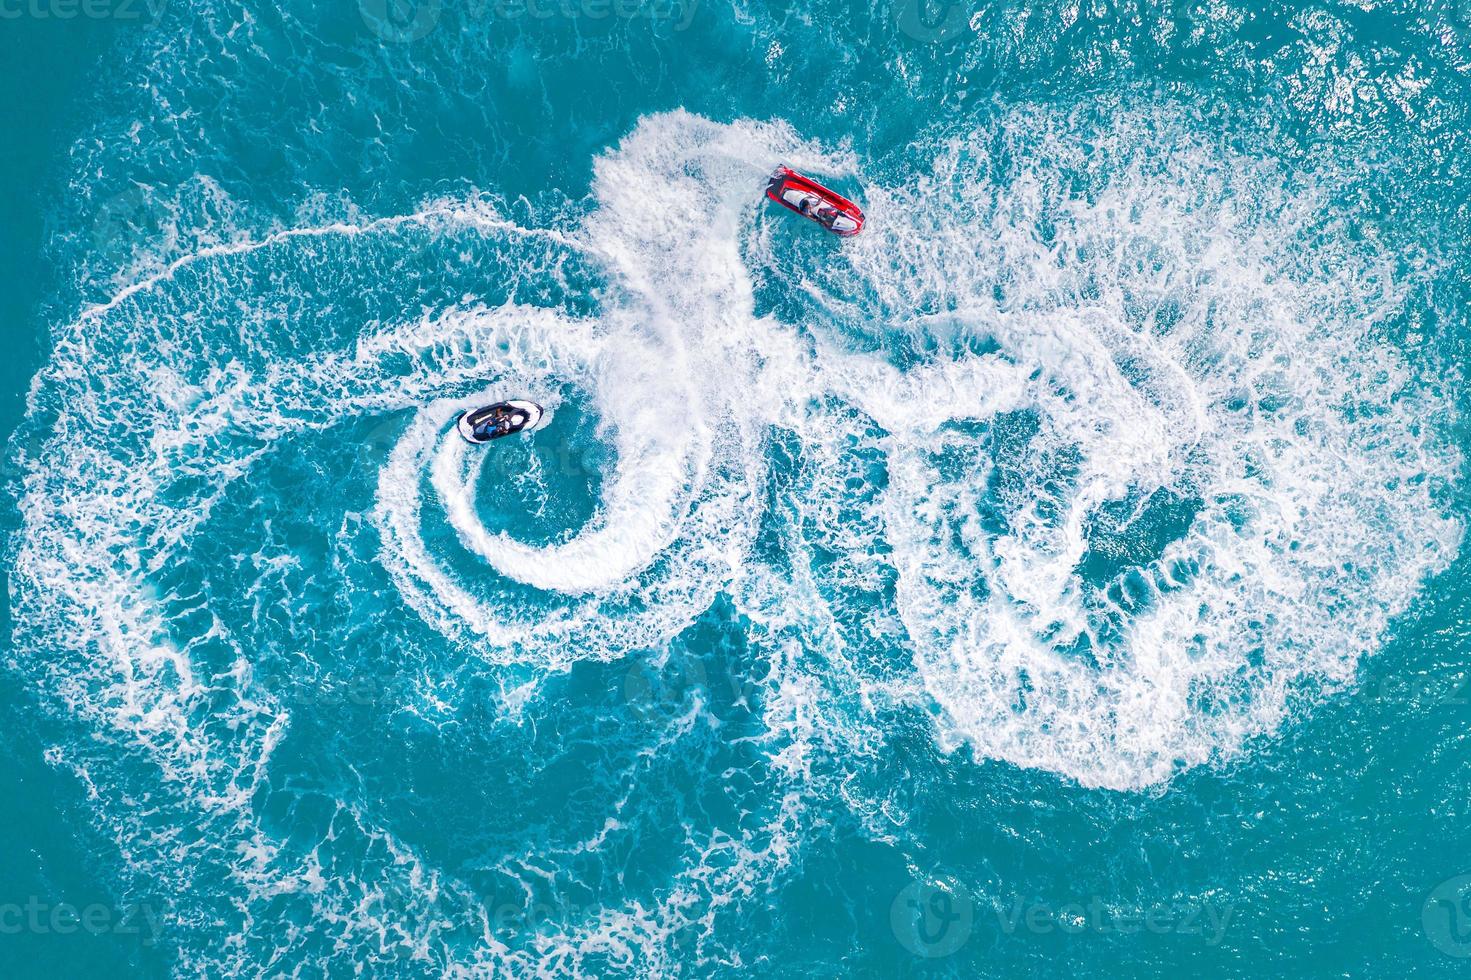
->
[764,166,865,235]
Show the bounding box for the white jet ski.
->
[456,400,547,445]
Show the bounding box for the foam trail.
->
[795,106,1462,788]
[5,106,1461,974]
[78,200,572,323]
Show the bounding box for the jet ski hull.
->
[456,400,546,444]
[764,166,865,237]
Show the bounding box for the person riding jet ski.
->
[764,167,865,237]
[456,400,545,445]
[793,193,860,235]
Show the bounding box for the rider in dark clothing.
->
[469,405,529,441]
[798,196,841,230]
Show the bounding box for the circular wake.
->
[6,106,1461,972]
[774,106,1462,788]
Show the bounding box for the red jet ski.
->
[765,167,865,237]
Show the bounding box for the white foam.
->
[794,105,1462,789]
[7,104,1462,975]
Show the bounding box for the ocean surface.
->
[4,0,1471,975]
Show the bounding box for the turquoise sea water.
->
[5,0,1471,975]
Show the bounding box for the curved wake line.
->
[6,104,1462,974]
[77,201,576,323]
[812,105,1462,788]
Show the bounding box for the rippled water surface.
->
[4,0,1471,974]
